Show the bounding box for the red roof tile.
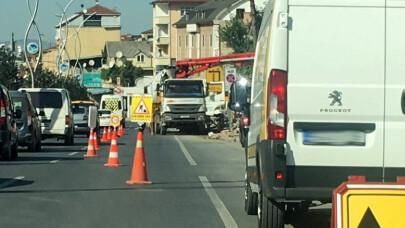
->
[76,4,120,15]
[151,0,210,4]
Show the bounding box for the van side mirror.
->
[39,111,45,116]
[13,109,22,119]
[228,80,249,113]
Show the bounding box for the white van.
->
[20,88,75,145]
[100,94,125,127]
[228,0,405,227]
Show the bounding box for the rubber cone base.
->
[104,163,122,167]
[84,154,98,157]
[126,180,152,185]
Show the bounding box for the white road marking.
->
[68,152,78,156]
[199,176,238,228]
[81,146,87,150]
[50,160,60,164]
[174,136,197,166]
[0,176,25,189]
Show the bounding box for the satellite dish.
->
[89,60,95,66]
[83,9,88,14]
[109,61,115,68]
[116,51,123,59]
[83,63,87,68]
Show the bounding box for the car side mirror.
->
[13,109,22,119]
[39,111,45,116]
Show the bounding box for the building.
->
[150,0,210,74]
[41,46,58,72]
[103,41,153,77]
[49,3,121,73]
[174,0,267,60]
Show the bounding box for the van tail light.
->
[83,115,88,121]
[0,98,5,125]
[27,109,32,126]
[267,69,287,140]
[241,115,249,127]
[65,115,70,125]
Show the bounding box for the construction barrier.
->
[126,128,151,184]
[101,127,108,142]
[104,130,121,167]
[84,129,98,157]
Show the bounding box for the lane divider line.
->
[0,176,25,189]
[174,136,197,166]
[68,152,78,156]
[50,160,60,164]
[199,176,238,228]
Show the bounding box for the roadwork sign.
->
[110,114,120,127]
[331,176,405,228]
[130,95,152,123]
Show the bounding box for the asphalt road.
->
[0,123,330,228]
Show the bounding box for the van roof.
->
[72,100,95,105]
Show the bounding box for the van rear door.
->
[383,1,405,180]
[287,0,385,179]
[29,91,65,132]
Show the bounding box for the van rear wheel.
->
[258,193,284,228]
[1,143,12,160]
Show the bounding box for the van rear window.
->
[29,92,63,108]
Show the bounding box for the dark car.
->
[0,85,21,160]
[10,91,42,152]
[72,100,99,137]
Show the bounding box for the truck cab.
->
[159,79,207,135]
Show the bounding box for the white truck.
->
[157,78,207,135]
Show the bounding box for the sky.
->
[0,0,152,43]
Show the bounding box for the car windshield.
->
[28,92,63,108]
[72,104,89,115]
[99,110,111,115]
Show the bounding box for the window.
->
[181,6,194,17]
[83,15,102,27]
[201,11,205,19]
[178,36,181,47]
[29,92,63,108]
[209,34,213,47]
[191,35,194,47]
[186,36,188,47]
[196,11,199,19]
[137,54,144,62]
[236,9,245,19]
[202,35,205,47]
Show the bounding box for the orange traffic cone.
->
[107,127,112,140]
[127,130,152,184]
[101,127,108,142]
[104,131,121,167]
[118,124,124,136]
[84,130,98,157]
[93,130,99,151]
[112,126,117,139]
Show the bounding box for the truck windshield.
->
[164,81,204,98]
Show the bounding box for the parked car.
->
[10,91,42,152]
[71,100,99,136]
[0,85,21,159]
[20,88,75,145]
[98,109,111,129]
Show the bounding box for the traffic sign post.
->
[130,95,152,123]
[224,67,236,91]
[331,175,405,228]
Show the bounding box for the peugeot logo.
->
[329,90,342,106]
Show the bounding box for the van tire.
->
[35,140,41,152]
[258,193,284,228]
[245,174,258,215]
[28,131,36,152]
[64,132,74,145]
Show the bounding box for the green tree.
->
[219,17,254,53]
[0,47,23,89]
[101,60,144,86]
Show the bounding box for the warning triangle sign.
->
[134,99,149,114]
[358,207,380,228]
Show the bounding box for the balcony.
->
[156,36,169,45]
[155,16,170,25]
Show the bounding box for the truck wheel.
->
[35,139,41,152]
[258,193,284,228]
[245,172,258,215]
[160,126,167,135]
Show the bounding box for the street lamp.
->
[24,0,41,88]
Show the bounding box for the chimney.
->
[11,33,15,52]
[95,0,99,5]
